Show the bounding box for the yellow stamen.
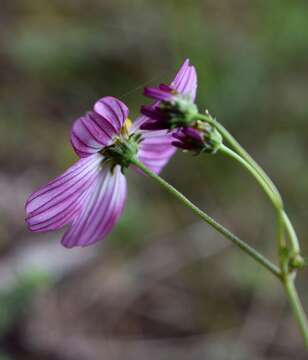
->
[121,118,132,136]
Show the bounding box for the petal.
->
[130,115,156,134]
[94,96,128,133]
[136,130,176,174]
[144,87,175,102]
[61,165,127,248]
[71,96,129,158]
[130,115,150,133]
[171,59,197,101]
[71,112,113,157]
[26,154,102,232]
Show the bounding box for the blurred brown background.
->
[0,0,308,359]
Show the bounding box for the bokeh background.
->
[1,0,308,359]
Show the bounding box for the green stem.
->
[282,211,300,254]
[219,144,280,209]
[277,210,287,252]
[196,113,283,208]
[220,144,300,255]
[197,114,306,343]
[131,158,281,279]
[283,274,308,346]
[219,145,292,249]
[197,113,300,254]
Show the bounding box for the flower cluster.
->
[140,60,223,155]
[26,60,198,248]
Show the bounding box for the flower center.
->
[100,118,141,171]
[120,118,132,137]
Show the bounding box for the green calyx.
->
[101,133,141,172]
[163,95,199,128]
[200,124,223,154]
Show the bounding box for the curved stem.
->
[283,274,308,346]
[196,113,283,208]
[219,144,280,209]
[282,211,300,254]
[131,158,281,279]
[197,113,301,254]
[277,210,287,253]
[220,144,301,255]
[197,115,306,344]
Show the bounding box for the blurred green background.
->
[0,0,308,358]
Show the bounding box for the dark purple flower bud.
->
[172,125,223,154]
[172,127,204,152]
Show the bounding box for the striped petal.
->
[26,154,102,232]
[130,115,149,133]
[171,59,197,101]
[136,130,176,174]
[71,96,129,158]
[61,164,127,248]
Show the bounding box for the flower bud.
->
[172,124,222,154]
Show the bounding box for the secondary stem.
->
[277,211,287,252]
[197,113,301,254]
[196,113,283,207]
[283,274,308,346]
[282,211,300,254]
[131,158,281,279]
[219,144,289,250]
[219,144,280,209]
[196,115,306,343]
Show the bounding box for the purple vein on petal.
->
[25,155,103,232]
[26,155,102,215]
[26,155,100,204]
[83,167,125,246]
[171,59,189,90]
[29,187,92,232]
[82,170,119,246]
[61,166,112,247]
[27,171,100,231]
[61,165,126,248]
[27,164,99,217]
[80,117,110,146]
[91,170,126,247]
[88,112,116,139]
[60,176,105,248]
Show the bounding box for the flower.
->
[141,59,198,130]
[25,96,176,248]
